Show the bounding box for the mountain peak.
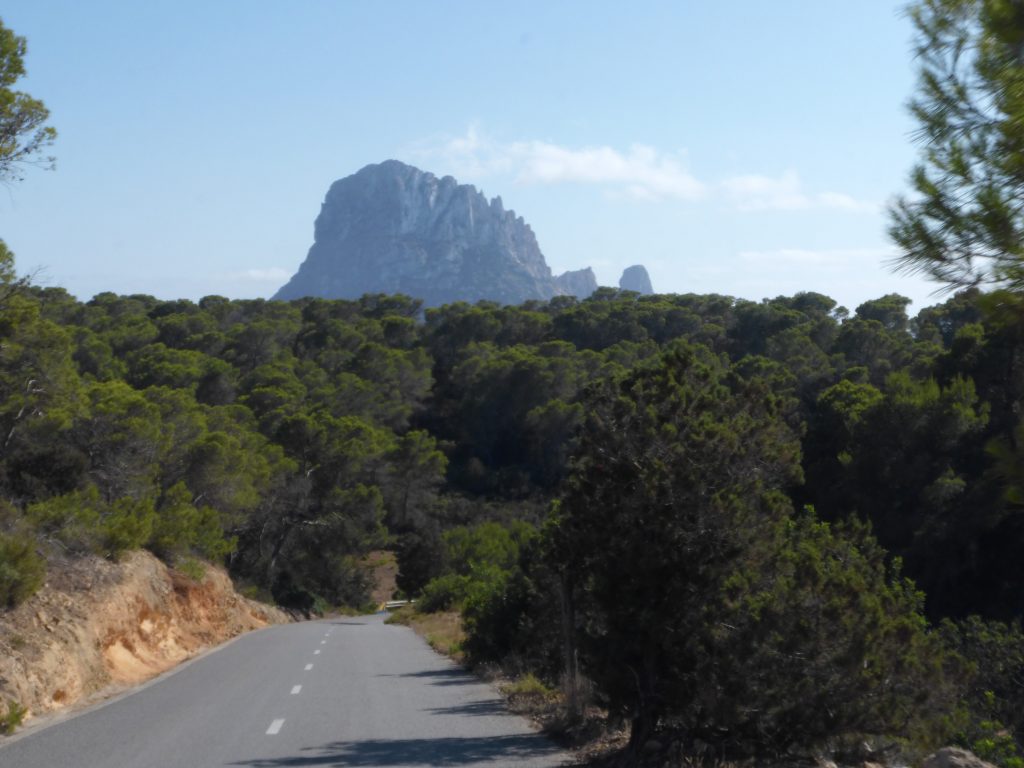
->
[274,162,604,306]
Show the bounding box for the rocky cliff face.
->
[619,265,654,294]
[553,267,598,299]
[274,161,605,306]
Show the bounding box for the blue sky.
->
[0,1,943,313]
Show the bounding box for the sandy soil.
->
[0,551,290,722]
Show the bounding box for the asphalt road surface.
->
[0,613,567,768]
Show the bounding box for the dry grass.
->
[386,607,466,662]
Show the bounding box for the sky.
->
[0,1,947,314]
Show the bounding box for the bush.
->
[412,521,538,617]
[0,531,45,608]
[418,573,474,613]
[444,522,531,576]
[176,557,206,582]
[704,512,959,756]
[26,486,104,554]
[942,617,1024,768]
[461,538,563,680]
[26,485,156,559]
[101,497,155,559]
[396,527,446,597]
[0,700,26,735]
[150,482,234,563]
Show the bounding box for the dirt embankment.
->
[0,551,290,721]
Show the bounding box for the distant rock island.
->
[619,264,653,294]
[273,161,652,306]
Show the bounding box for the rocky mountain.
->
[554,267,598,299]
[619,264,654,294]
[274,161,617,306]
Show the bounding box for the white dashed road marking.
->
[291,685,302,695]
[314,650,321,655]
[266,719,285,735]
[304,664,313,671]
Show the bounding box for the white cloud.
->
[508,140,705,201]
[222,267,292,283]
[411,126,875,212]
[722,170,877,213]
[412,125,704,201]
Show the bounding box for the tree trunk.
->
[559,569,581,723]
[627,655,660,759]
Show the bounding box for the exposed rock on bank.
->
[0,551,289,721]
[923,748,998,768]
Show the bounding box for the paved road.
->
[0,613,566,768]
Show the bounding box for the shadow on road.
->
[229,734,562,766]
[423,699,509,717]
[376,668,476,687]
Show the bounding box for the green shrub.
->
[968,704,1023,768]
[26,486,156,560]
[0,700,26,735]
[942,618,1024,768]
[418,573,474,613]
[0,531,45,608]
[705,512,959,756]
[460,537,563,679]
[150,482,234,563]
[176,557,206,582]
[444,521,534,577]
[396,527,446,597]
[26,486,104,554]
[101,497,155,559]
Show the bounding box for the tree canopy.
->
[0,17,55,183]
[890,0,1024,291]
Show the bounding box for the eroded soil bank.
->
[0,551,289,721]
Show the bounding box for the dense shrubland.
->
[3,253,1024,759]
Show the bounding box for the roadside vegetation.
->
[4,240,1024,761]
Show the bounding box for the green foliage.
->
[0,529,44,608]
[26,486,105,554]
[2,269,1024,766]
[101,497,155,559]
[414,520,538,615]
[443,521,534,577]
[968,705,1024,768]
[150,482,234,562]
[942,617,1024,767]
[0,18,56,182]
[396,526,446,596]
[26,486,154,559]
[176,557,206,582]
[0,699,25,735]
[710,512,957,755]
[890,0,1024,291]
[460,537,563,679]
[417,573,475,613]
[545,341,958,755]
[548,340,803,746]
